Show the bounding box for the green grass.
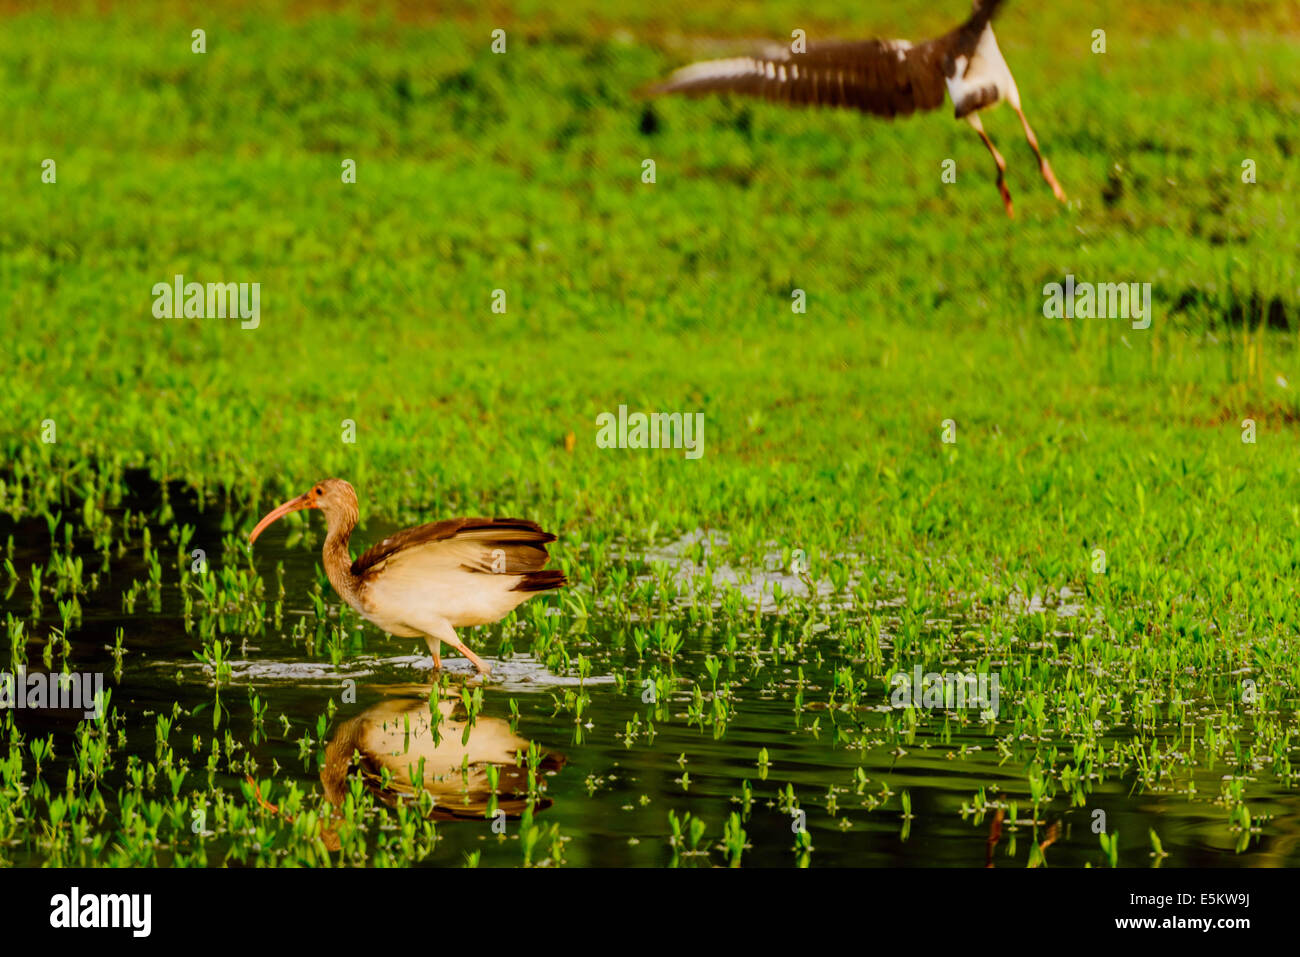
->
[1,0,1299,867]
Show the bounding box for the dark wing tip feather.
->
[512,569,567,593]
[959,0,1008,44]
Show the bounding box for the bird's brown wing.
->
[646,0,1005,118]
[350,517,555,580]
[646,39,947,117]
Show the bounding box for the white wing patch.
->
[666,56,769,85]
[883,38,913,62]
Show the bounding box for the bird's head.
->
[249,478,358,543]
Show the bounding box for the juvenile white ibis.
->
[646,0,1066,216]
[249,479,565,675]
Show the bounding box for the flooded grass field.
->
[4,471,1299,867]
[1,0,1298,872]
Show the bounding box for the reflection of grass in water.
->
[1,0,1299,865]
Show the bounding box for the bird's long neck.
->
[321,504,363,608]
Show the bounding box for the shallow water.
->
[2,473,1295,867]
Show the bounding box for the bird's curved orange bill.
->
[249,493,314,543]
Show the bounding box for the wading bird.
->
[645,0,1065,216]
[249,479,565,675]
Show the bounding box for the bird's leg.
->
[966,113,1013,217]
[423,634,442,670]
[1014,106,1067,203]
[427,619,491,675]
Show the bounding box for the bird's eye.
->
[315,487,323,495]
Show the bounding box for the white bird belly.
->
[363,571,526,633]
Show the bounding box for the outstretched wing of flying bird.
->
[645,0,1005,119]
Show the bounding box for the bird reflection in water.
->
[321,685,564,827]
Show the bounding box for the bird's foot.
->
[1042,163,1067,203]
[997,182,1014,217]
[432,655,442,670]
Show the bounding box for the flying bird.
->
[249,479,566,674]
[645,0,1065,216]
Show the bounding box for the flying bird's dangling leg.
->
[1013,105,1067,202]
[426,634,442,670]
[966,113,1013,217]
